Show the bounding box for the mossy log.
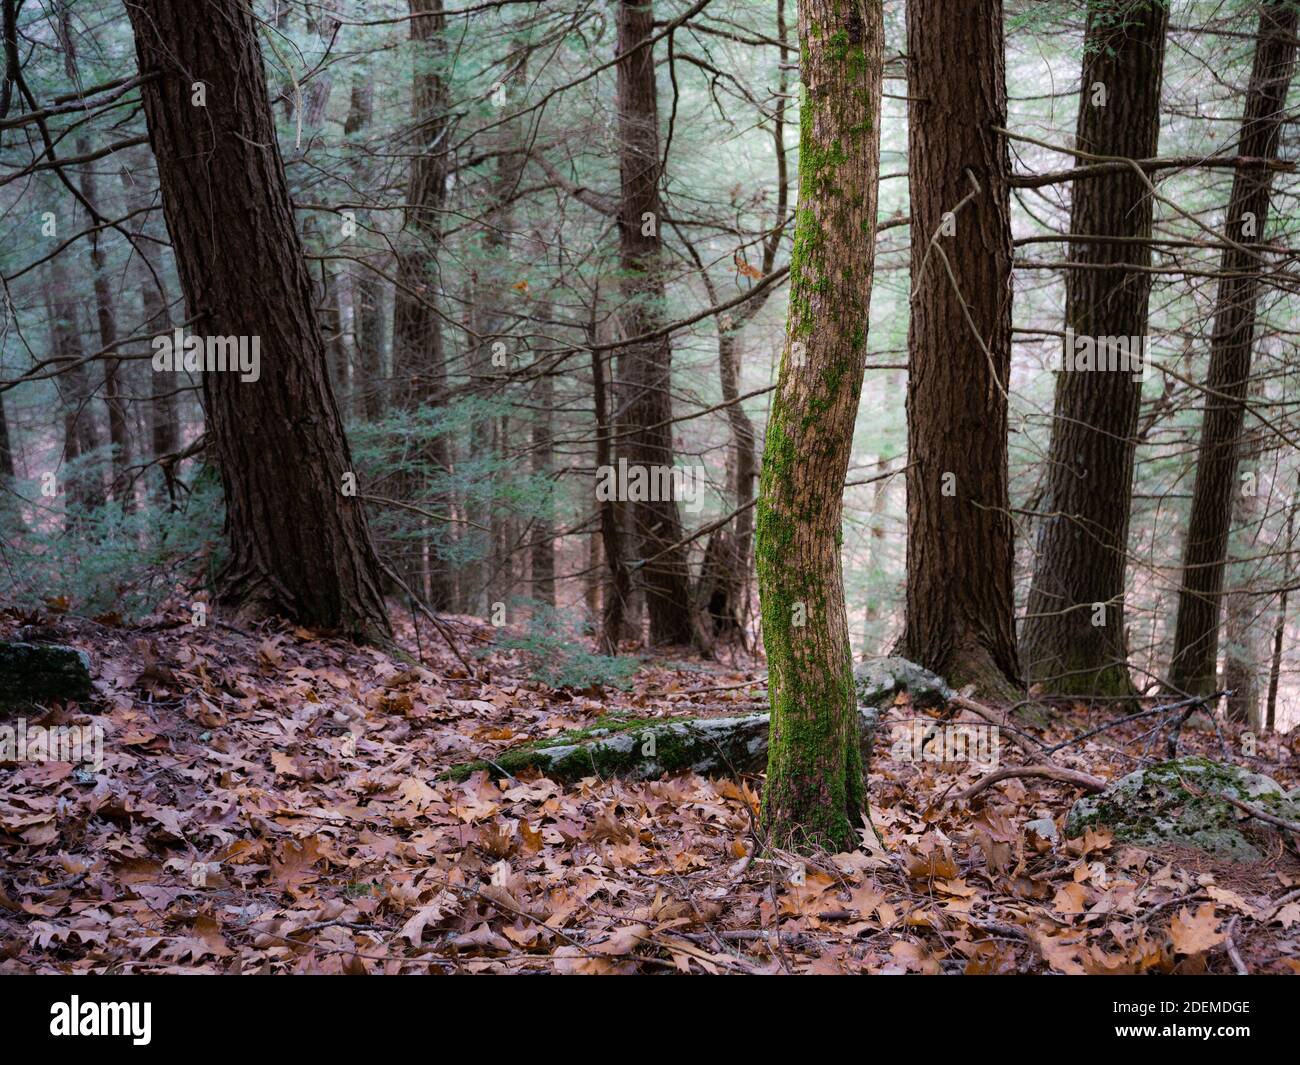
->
[444,708,881,784]
[0,642,93,710]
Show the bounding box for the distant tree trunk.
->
[592,336,631,652]
[758,0,883,853]
[899,0,1020,698]
[1020,0,1168,701]
[1265,488,1295,731]
[342,69,388,421]
[125,0,390,638]
[119,147,181,507]
[55,4,133,510]
[46,256,105,516]
[390,0,452,608]
[1168,0,1299,696]
[1221,500,1264,728]
[615,0,693,645]
[531,353,556,611]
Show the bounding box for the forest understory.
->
[3,603,1297,976]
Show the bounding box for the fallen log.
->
[443,707,881,784]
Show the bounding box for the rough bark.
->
[615,0,693,645]
[1020,0,1168,701]
[125,0,391,638]
[757,0,883,852]
[1169,0,1299,695]
[899,0,1021,698]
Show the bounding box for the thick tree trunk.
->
[758,0,883,852]
[125,0,390,639]
[1020,0,1168,701]
[390,0,452,609]
[615,0,693,645]
[900,0,1021,698]
[1169,0,1299,696]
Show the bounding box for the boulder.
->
[0,642,93,711]
[855,656,954,709]
[1065,756,1300,861]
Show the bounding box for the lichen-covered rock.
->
[0,642,93,710]
[854,656,954,709]
[445,705,881,784]
[1065,756,1300,861]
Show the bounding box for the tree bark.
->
[1020,0,1168,701]
[899,0,1021,698]
[125,0,390,638]
[758,0,883,852]
[1168,0,1299,695]
[390,0,453,609]
[615,0,693,645]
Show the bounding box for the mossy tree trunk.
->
[757,0,883,853]
[1169,0,1299,696]
[899,0,1021,699]
[1019,0,1168,702]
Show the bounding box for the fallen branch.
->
[955,765,1107,803]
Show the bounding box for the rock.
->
[445,704,882,784]
[1064,756,1300,861]
[1025,817,1059,844]
[0,642,93,711]
[854,656,954,709]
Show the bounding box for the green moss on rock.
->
[1064,756,1300,861]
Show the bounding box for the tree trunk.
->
[1265,488,1295,731]
[615,0,693,645]
[390,0,452,608]
[119,146,181,507]
[758,0,883,852]
[899,0,1020,698]
[531,351,556,610]
[1168,0,1299,695]
[125,0,390,638]
[1020,0,1168,701]
[592,336,631,652]
[46,255,105,516]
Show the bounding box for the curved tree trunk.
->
[758,0,883,852]
[1020,0,1168,701]
[125,0,390,639]
[1169,0,1299,696]
[899,0,1020,698]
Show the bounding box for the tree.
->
[1020,0,1169,700]
[1168,0,1299,696]
[758,0,883,852]
[391,0,454,609]
[124,0,391,639]
[615,0,694,645]
[899,0,1020,697]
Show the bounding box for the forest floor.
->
[2,602,1299,975]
